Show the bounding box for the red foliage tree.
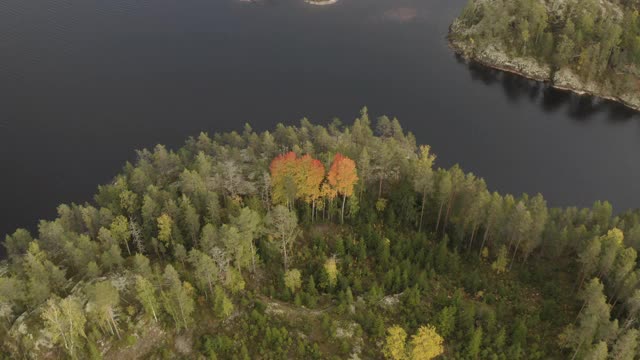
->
[328,153,359,224]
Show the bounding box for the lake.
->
[1,0,639,238]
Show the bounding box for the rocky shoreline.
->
[448,22,640,112]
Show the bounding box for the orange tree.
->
[327,153,358,224]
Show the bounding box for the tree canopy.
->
[2,111,640,359]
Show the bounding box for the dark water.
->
[1,0,639,238]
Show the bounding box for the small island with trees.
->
[449,0,640,111]
[2,109,640,358]
[305,0,339,6]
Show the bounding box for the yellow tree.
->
[383,325,408,360]
[110,215,131,255]
[409,325,444,360]
[284,269,302,293]
[324,257,338,288]
[491,245,508,274]
[157,214,173,247]
[296,155,325,222]
[320,182,337,221]
[328,153,358,224]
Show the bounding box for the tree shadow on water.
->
[541,86,571,113]
[606,103,638,123]
[561,92,638,123]
[465,59,501,86]
[500,72,540,103]
[463,59,640,123]
[541,87,605,121]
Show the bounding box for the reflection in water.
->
[606,103,638,122]
[541,86,571,113]
[500,72,540,103]
[567,96,602,121]
[466,60,500,86]
[463,59,639,122]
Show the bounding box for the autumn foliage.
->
[328,153,359,223]
[410,325,444,359]
[328,153,358,197]
[269,151,358,223]
[270,152,325,205]
[297,155,325,204]
[270,152,299,206]
[383,324,444,360]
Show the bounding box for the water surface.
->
[2,0,639,238]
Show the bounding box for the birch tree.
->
[42,296,86,359]
[266,205,301,271]
[88,281,122,339]
[135,275,159,322]
[231,207,263,273]
[161,265,194,330]
[188,249,218,298]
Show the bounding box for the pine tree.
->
[413,145,436,232]
[437,306,456,338]
[466,326,482,359]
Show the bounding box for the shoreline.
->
[447,34,640,113]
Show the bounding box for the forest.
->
[451,0,640,96]
[2,108,640,359]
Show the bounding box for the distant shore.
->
[448,22,640,113]
[305,0,338,5]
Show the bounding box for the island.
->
[449,0,640,111]
[305,0,339,6]
[1,110,640,359]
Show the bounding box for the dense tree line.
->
[455,0,640,93]
[1,108,640,358]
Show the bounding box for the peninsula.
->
[3,112,640,358]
